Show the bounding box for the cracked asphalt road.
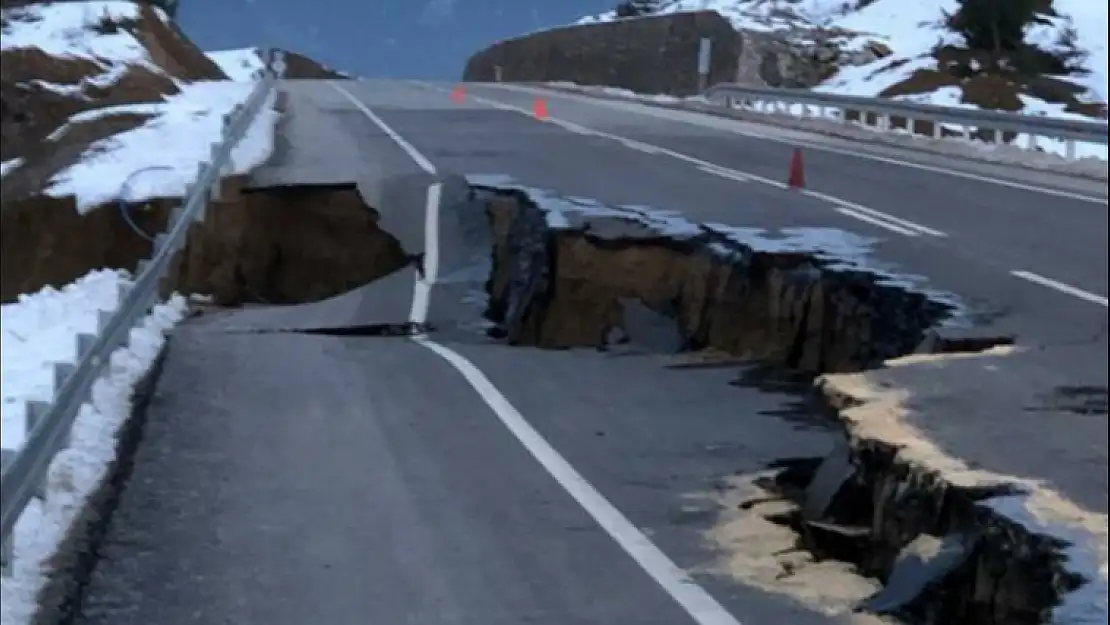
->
[74,79,1107,625]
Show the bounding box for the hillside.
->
[578,0,1108,121]
[0,0,277,211]
[0,0,283,303]
[207,46,352,80]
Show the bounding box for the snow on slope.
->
[208,47,266,81]
[0,1,162,66]
[577,0,1108,118]
[0,1,278,210]
[45,81,278,211]
[1,271,187,625]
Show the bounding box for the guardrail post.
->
[154,232,172,256]
[23,400,50,500]
[1065,139,1077,160]
[170,194,187,228]
[51,362,77,452]
[220,113,232,142]
[194,161,209,223]
[494,65,503,83]
[1,448,12,575]
[209,144,223,200]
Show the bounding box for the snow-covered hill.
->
[578,0,1107,121]
[208,47,267,81]
[205,46,352,80]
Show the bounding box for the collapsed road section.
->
[467,175,1105,625]
[40,170,1104,625]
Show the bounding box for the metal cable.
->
[117,165,175,242]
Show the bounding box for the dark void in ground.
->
[470,181,1081,625]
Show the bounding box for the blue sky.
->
[178,0,617,79]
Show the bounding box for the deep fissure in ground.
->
[6,179,1080,624]
[473,184,1079,625]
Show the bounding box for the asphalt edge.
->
[30,339,173,625]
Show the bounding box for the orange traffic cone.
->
[787,148,806,189]
[533,98,549,120]
[450,86,466,103]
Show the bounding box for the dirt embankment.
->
[0,2,364,305]
[463,11,740,97]
[1,173,407,304]
[880,44,1106,118]
[472,183,1099,625]
[483,191,949,373]
[0,2,225,206]
[277,48,350,79]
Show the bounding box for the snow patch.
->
[0,270,188,625]
[1,1,150,65]
[207,47,266,81]
[45,80,279,211]
[0,158,24,179]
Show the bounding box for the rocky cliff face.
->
[464,11,742,97]
[463,10,891,93]
[736,27,891,88]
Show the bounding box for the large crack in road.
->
[204,177,1090,624]
[465,180,1082,625]
[38,173,1099,625]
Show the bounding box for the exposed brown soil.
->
[0,111,153,206]
[485,192,948,374]
[0,1,221,180]
[0,48,169,163]
[881,45,1106,119]
[478,184,1093,625]
[0,187,172,303]
[1,178,408,306]
[129,4,226,81]
[169,183,407,305]
[0,0,271,303]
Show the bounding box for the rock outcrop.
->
[463,11,742,97]
[463,10,892,93]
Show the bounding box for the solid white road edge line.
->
[408,182,442,324]
[429,83,944,239]
[1011,271,1108,307]
[488,83,1109,206]
[412,336,744,625]
[337,81,746,625]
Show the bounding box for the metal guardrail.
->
[703,83,1109,158]
[0,49,285,572]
